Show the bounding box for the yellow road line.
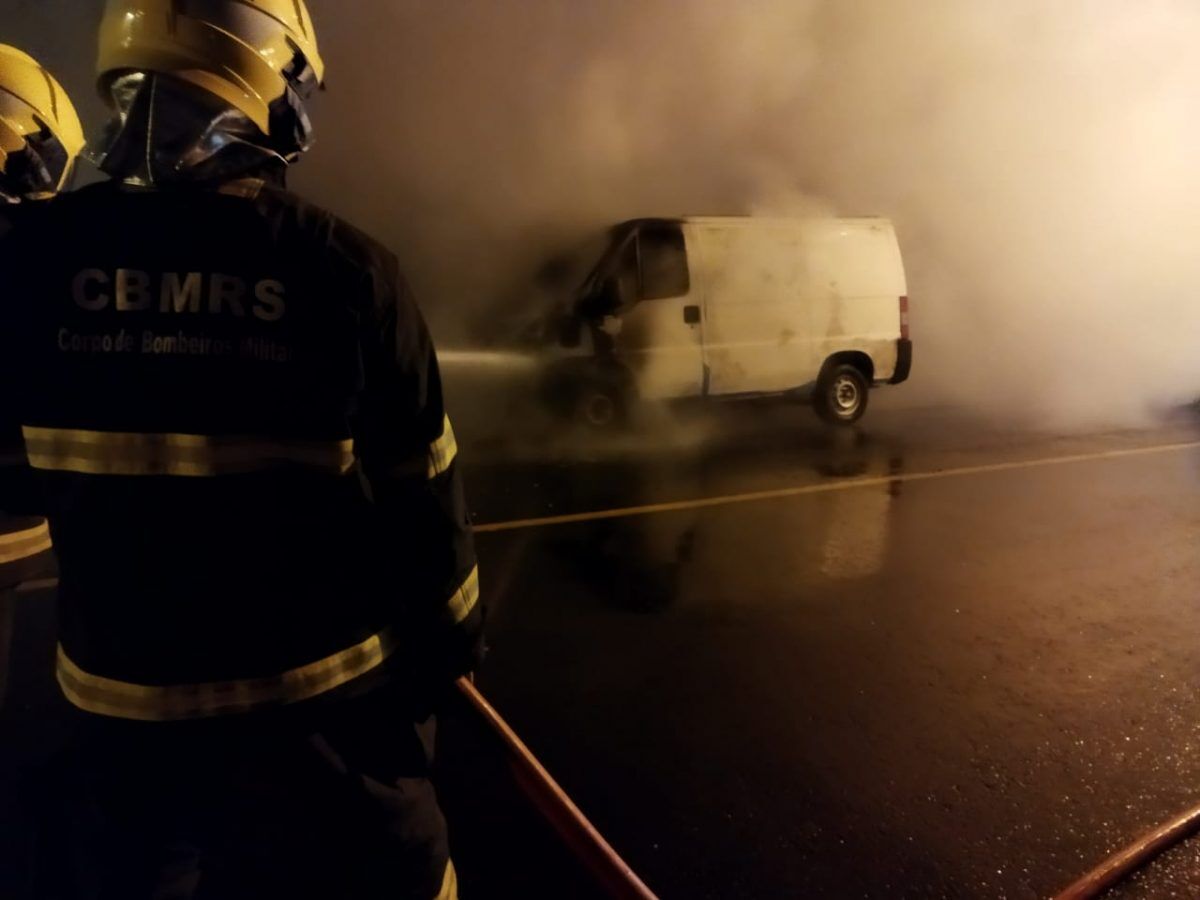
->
[474,440,1200,534]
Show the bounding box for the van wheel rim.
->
[583,393,616,426]
[832,376,860,413]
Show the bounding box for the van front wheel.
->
[815,364,869,425]
[575,371,630,430]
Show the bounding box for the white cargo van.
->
[539,216,911,426]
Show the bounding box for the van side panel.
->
[803,221,907,381]
[691,223,816,396]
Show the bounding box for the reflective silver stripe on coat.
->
[0,520,52,565]
[22,427,355,477]
[56,564,478,719]
[447,565,480,625]
[428,416,458,479]
[381,416,460,481]
[56,627,397,721]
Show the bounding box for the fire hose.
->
[1053,802,1200,899]
[454,677,659,900]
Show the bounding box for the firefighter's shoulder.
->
[250,182,404,295]
[0,197,53,298]
[0,181,115,252]
[0,192,51,246]
[0,203,17,242]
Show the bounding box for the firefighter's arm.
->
[0,351,35,516]
[352,253,484,681]
[0,245,37,518]
[0,425,30,516]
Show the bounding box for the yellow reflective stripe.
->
[15,578,58,595]
[22,427,355,477]
[446,566,480,625]
[56,628,396,722]
[375,417,460,481]
[428,416,458,479]
[435,860,459,900]
[0,520,52,565]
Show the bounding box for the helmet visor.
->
[0,91,72,197]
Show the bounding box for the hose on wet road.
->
[454,677,659,900]
[1054,802,1200,899]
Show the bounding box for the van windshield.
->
[577,223,637,301]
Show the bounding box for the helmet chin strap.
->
[93,72,308,187]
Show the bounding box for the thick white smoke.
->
[8,0,1200,425]
[303,0,1200,425]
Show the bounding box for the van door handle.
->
[683,305,701,325]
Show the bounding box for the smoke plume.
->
[8,0,1200,424]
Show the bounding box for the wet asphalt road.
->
[442,396,1200,899]
[4,396,1200,898]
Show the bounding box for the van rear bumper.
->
[889,339,912,384]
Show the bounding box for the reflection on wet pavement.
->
[444,401,1200,898]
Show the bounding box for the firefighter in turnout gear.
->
[0,37,82,669]
[0,4,478,898]
[0,44,84,899]
[0,40,84,684]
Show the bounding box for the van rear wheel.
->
[815,364,869,425]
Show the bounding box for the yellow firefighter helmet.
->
[0,44,85,197]
[97,0,325,137]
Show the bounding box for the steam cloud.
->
[9,0,1200,425]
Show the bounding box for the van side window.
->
[638,226,690,300]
